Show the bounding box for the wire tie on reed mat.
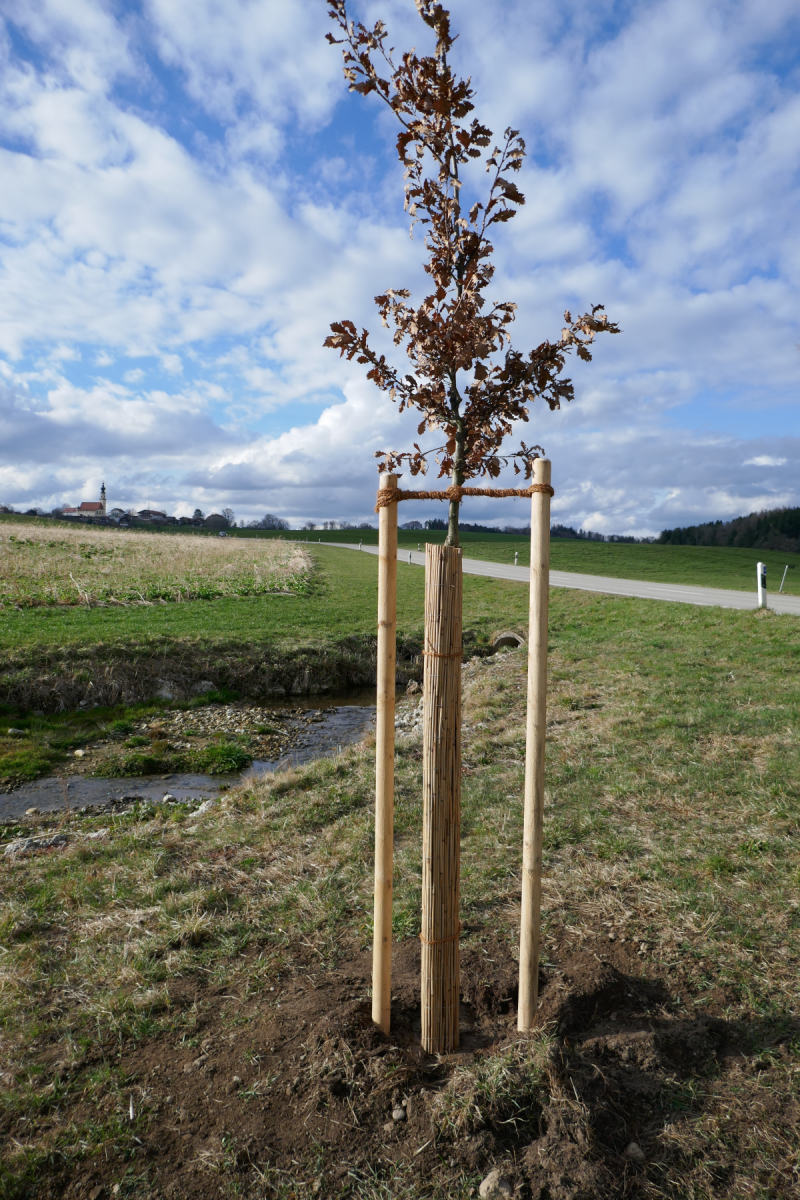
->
[419,923,462,947]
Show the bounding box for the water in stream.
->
[0,693,376,821]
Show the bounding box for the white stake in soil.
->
[518,458,552,1031]
[373,473,398,1034]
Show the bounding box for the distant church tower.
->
[100,482,107,515]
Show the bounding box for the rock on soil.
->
[3,832,68,856]
[191,799,218,817]
[395,697,423,736]
[479,1167,513,1197]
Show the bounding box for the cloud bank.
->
[0,0,798,533]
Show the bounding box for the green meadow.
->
[0,544,523,653]
[287,526,800,595]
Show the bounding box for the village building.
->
[62,483,107,518]
[52,484,234,528]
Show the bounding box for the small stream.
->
[0,693,377,821]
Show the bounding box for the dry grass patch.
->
[0,526,311,607]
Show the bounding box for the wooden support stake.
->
[421,543,462,1054]
[373,473,398,1034]
[518,458,552,1031]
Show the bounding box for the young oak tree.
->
[324,0,620,546]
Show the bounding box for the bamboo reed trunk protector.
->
[373,473,398,1034]
[421,543,463,1053]
[518,458,552,1031]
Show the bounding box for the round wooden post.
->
[518,458,552,1031]
[373,473,398,1034]
[421,543,462,1054]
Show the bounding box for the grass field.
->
[1,531,796,661]
[1,591,798,1197]
[3,512,798,596]
[0,524,310,607]
[287,526,800,595]
[0,545,521,654]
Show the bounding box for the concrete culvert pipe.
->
[491,631,525,652]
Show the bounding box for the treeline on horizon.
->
[659,506,800,552]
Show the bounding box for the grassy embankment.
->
[1,589,798,1197]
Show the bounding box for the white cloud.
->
[160,353,183,376]
[144,0,341,134]
[743,455,788,467]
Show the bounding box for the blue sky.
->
[0,0,798,534]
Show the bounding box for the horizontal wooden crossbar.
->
[375,483,554,511]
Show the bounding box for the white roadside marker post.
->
[757,562,767,609]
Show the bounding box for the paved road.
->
[324,541,800,616]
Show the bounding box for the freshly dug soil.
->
[18,932,766,1200]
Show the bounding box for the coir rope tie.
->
[419,923,462,947]
[422,648,463,659]
[375,483,554,511]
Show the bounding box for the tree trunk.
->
[446,496,460,547]
[445,410,465,548]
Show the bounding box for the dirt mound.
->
[521,951,730,1198]
[537,951,628,1033]
[17,941,749,1200]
